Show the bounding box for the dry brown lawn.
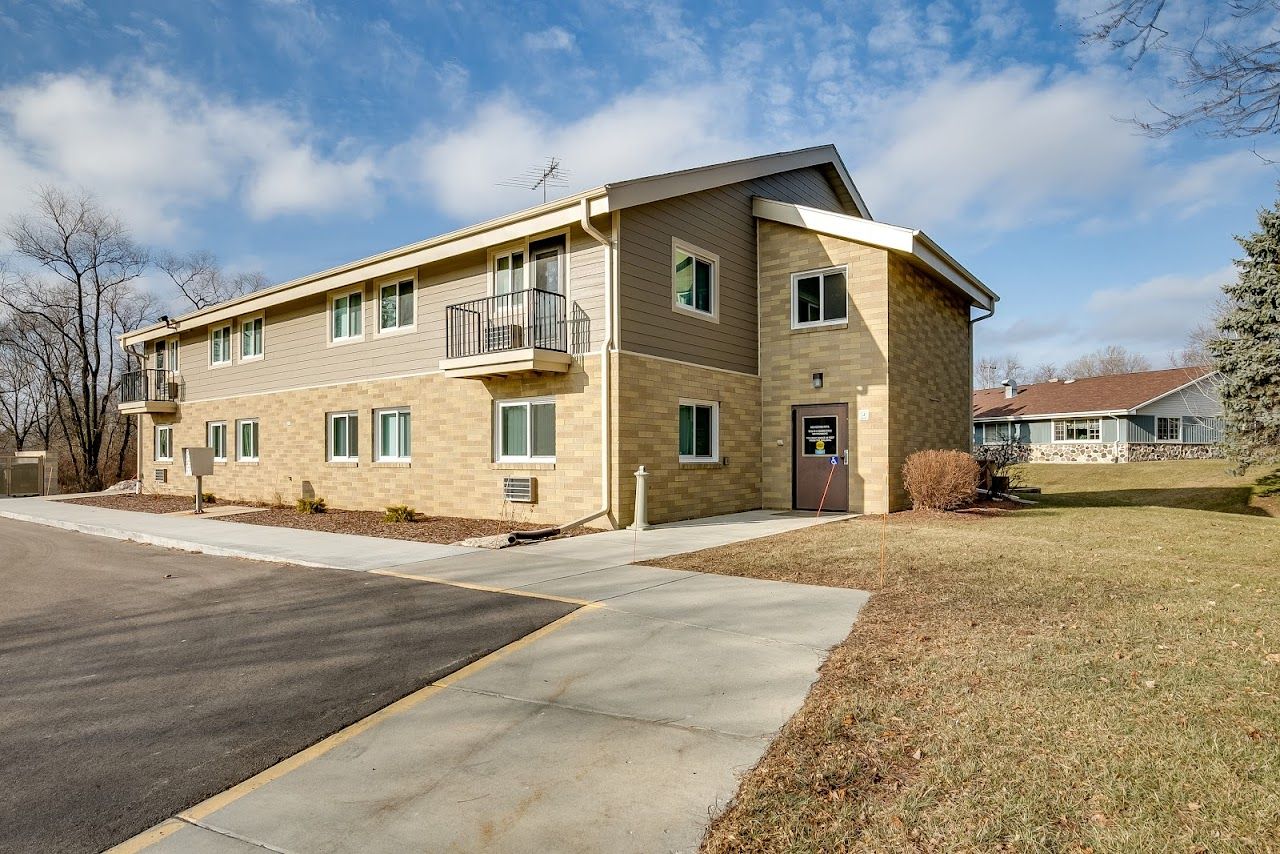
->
[644,460,1280,852]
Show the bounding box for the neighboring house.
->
[118,145,998,527]
[973,367,1223,463]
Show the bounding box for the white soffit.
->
[753,197,998,310]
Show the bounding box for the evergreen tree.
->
[1209,199,1280,471]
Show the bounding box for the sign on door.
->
[802,415,839,456]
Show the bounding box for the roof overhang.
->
[974,411,1126,422]
[752,198,998,311]
[1129,371,1220,411]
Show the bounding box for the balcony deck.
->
[440,288,572,379]
[118,369,180,414]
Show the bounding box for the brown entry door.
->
[793,404,849,512]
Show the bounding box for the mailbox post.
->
[182,447,215,514]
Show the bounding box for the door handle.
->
[842,449,849,464]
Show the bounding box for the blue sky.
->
[1,0,1275,370]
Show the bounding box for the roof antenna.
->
[498,157,570,204]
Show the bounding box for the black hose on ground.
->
[510,526,561,542]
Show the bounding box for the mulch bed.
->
[223,508,597,545]
[64,494,196,514]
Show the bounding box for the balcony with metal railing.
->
[440,288,573,379]
[118,368,181,414]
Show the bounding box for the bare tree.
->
[1063,345,1153,378]
[999,355,1025,385]
[975,356,1001,389]
[0,187,152,490]
[157,250,268,311]
[1028,362,1059,383]
[1082,0,1280,138]
[0,320,56,451]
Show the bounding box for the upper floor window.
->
[529,235,565,294]
[332,290,363,342]
[493,248,525,297]
[1053,418,1100,442]
[379,280,415,331]
[1156,416,1181,442]
[678,399,719,462]
[792,267,848,328]
[240,315,264,361]
[209,324,232,366]
[154,337,179,372]
[672,239,717,320]
[154,425,173,462]
[495,398,556,462]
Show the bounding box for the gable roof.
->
[752,198,997,310]
[121,145,865,347]
[973,366,1217,420]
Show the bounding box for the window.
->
[376,408,411,461]
[331,290,363,342]
[1053,418,1101,442]
[529,235,565,294]
[1156,416,1181,442]
[792,267,849,328]
[154,337,179,372]
[982,423,1013,445]
[236,418,259,462]
[379,280,415,331]
[328,411,359,462]
[207,421,227,462]
[495,399,556,462]
[209,325,232,366]
[154,425,173,461]
[678,399,719,462]
[493,248,526,300]
[672,239,717,319]
[240,315,264,360]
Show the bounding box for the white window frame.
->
[488,230,571,301]
[236,418,260,462]
[207,421,227,463]
[1156,416,1182,442]
[239,313,265,362]
[490,244,527,298]
[494,397,557,463]
[374,407,412,462]
[154,425,173,462]
[1052,418,1102,443]
[376,274,417,335]
[790,265,850,329]
[678,398,720,463]
[329,288,365,344]
[671,237,719,322]
[154,336,179,373]
[209,323,232,367]
[327,411,359,462]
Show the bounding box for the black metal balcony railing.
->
[120,369,178,404]
[445,289,568,359]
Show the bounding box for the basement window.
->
[155,425,173,462]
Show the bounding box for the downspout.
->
[968,304,995,452]
[1110,413,1124,463]
[554,196,614,532]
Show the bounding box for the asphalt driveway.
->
[0,518,574,854]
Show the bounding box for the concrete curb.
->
[0,508,335,569]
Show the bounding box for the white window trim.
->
[1156,416,1183,443]
[494,397,557,463]
[239,312,265,362]
[790,265,850,329]
[678,398,720,463]
[328,287,366,346]
[236,418,260,462]
[154,336,180,373]
[375,273,417,336]
[207,421,227,463]
[670,237,719,322]
[327,411,359,462]
[208,323,233,368]
[374,407,412,462]
[1051,418,1103,444]
[154,425,173,462]
[487,229,572,301]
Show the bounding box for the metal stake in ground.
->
[814,455,839,518]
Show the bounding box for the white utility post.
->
[628,465,650,531]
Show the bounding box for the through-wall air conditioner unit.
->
[503,476,536,503]
[486,324,523,351]
[154,468,167,483]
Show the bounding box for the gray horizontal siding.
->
[1137,376,1222,418]
[1129,414,1221,443]
[619,166,847,375]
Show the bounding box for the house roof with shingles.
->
[973,366,1216,420]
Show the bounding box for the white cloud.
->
[523,26,575,52]
[0,68,377,237]
[1085,265,1233,351]
[853,66,1148,229]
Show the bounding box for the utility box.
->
[183,447,214,478]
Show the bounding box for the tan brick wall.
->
[886,254,974,510]
[138,357,607,526]
[611,351,762,526]
[758,221,892,514]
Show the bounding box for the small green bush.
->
[384,504,417,523]
[296,497,327,514]
[201,492,217,504]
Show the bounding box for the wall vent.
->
[154,468,168,483]
[503,476,536,503]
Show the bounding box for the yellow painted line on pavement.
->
[369,567,594,607]
[105,606,592,853]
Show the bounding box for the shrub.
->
[201,492,216,504]
[296,497,326,514]
[384,504,417,523]
[902,450,979,511]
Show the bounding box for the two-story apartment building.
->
[118,146,999,528]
